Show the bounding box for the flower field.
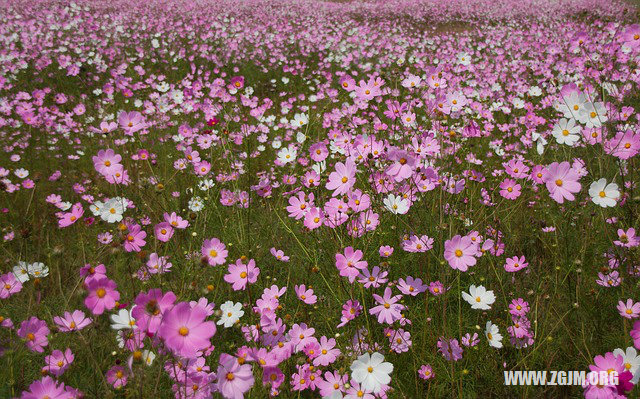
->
[1,0,640,397]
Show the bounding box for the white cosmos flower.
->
[531,132,547,155]
[552,118,581,146]
[579,101,607,128]
[218,301,244,328]
[100,198,125,223]
[457,52,471,66]
[291,113,308,129]
[277,146,297,164]
[110,308,136,330]
[588,178,620,208]
[142,350,156,366]
[485,321,503,348]
[13,261,30,283]
[28,262,49,279]
[14,168,29,178]
[350,352,393,394]
[612,347,640,384]
[461,285,495,310]
[383,194,409,215]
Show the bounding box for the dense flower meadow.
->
[1,0,640,397]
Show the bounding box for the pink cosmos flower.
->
[131,289,177,334]
[631,321,640,349]
[19,376,72,399]
[229,76,245,90]
[499,179,521,200]
[43,348,74,377]
[154,222,174,242]
[158,301,216,358]
[617,299,640,319]
[437,337,463,361]
[369,287,404,324]
[295,284,317,304]
[309,142,329,162]
[118,111,146,135]
[318,370,348,398]
[216,353,255,399]
[605,130,640,160]
[53,310,92,332]
[270,248,290,262]
[335,247,368,283]
[614,228,639,248]
[326,159,357,196]
[17,317,49,353]
[92,149,122,176]
[543,161,581,204]
[397,276,427,296]
[58,203,84,227]
[313,336,340,367]
[379,245,394,257]
[164,212,189,229]
[444,235,477,271]
[123,224,146,252]
[338,300,362,328]
[201,237,228,266]
[385,149,416,182]
[509,298,530,316]
[106,365,128,389]
[223,258,259,291]
[0,272,22,298]
[504,255,528,272]
[418,364,434,380]
[84,277,120,315]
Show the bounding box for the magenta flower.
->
[295,284,317,304]
[379,245,394,257]
[17,317,50,353]
[397,276,427,296]
[53,310,92,332]
[84,277,120,315]
[543,161,581,203]
[131,289,176,334]
[614,228,640,248]
[504,255,528,272]
[270,247,290,262]
[118,110,146,134]
[58,203,84,228]
[418,364,434,380]
[224,258,260,291]
[437,337,463,361]
[631,321,640,349]
[335,247,368,283]
[509,298,530,317]
[153,222,174,243]
[0,272,22,298]
[123,223,146,252]
[19,376,71,399]
[92,149,122,176]
[386,149,416,182]
[444,235,477,271]
[43,348,74,377]
[164,212,189,229]
[369,287,404,324]
[216,353,255,399]
[314,336,340,367]
[617,299,640,319]
[338,300,362,328]
[201,237,228,266]
[499,178,521,200]
[325,159,357,196]
[158,301,216,358]
[106,365,128,389]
